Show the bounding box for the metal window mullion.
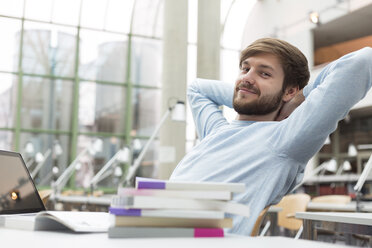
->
[0,13,163,41]
[14,13,26,151]
[68,24,81,189]
[124,33,133,147]
[19,128,71,135]
[77,131,126,138]
[123,1,137,148]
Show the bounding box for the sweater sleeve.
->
[269,47,372,163]
[187,78,234,140]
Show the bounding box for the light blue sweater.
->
[170,48,372,235]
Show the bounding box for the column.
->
[197,0,221,79]
[159,0,188,179]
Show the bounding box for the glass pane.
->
[52,0,81,26]
[188,0,197,44]
[0,0,24,17]
[0,73,16,128]
[20,133,70,186]
[0,131,13,150]
[132,88,161,137]
[105,0,134,33]
[80,0,107,30]
[187,44,196,86]
[23,21,77,77]
[79,29,128,83]
[0,17,21,72]
[186,44,196,144]
[21,76,73,131]
[131,37,162,87]
[132,0,163,37]
[221,0,255,49]
[76,135,124,188]
[221,49,239,82]
[79,82,126,133]
[24,0,53,22]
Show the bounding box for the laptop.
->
[0,150,45,215]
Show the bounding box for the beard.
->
[233,83,284,116]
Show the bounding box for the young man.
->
[170,38,372,236]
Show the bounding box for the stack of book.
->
[108,177,249,238]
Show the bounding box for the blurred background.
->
[0,0,371,200]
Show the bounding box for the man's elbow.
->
[353,47,372,69]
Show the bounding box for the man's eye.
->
[261,72,271,77]
[241,67,249,73]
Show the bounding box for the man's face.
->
[233,53,285,116]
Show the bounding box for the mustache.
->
[236,82,260,95]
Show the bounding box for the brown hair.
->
[239,38,310,90]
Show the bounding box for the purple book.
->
[109,207,141,216]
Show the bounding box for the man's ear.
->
[282,86,299,102]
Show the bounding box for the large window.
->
[0,0,163,189]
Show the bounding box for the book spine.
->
[111,196,250,218]
[109,207,225,219]
[110,216,233,228]
[117,188,232,200]
[109,207,141,216]
[108,227,224,238]
[136,180,245,193]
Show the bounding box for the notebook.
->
[0,150,45,215]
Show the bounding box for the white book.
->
[118,187,232,200]
[135,177,245,193]
[111,195,250,217]
[2,211,109,232]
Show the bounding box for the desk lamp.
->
[89,147,130,192]
[52,139,103,195]
[354,153,372,212]
[31,149,52,178]
[121,100,185,187]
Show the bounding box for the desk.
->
[52,194,113,206]
[0,228,354,248]
[296,212,372,244]
[307,202,372,212]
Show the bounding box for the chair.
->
[250,206,270,236]
[275,193,311,239]
[38,189,52,206]
[311,195,351,205]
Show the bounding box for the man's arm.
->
[269,47,372,163]
[275,89,305,121]
[187,78,234,140]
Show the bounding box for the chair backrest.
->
[250,206,270,236]
[275,193,311,231]
[311,195,351,204]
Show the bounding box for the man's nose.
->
[242,69,256,85]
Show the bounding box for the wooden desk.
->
[0,228,353,248]
[295,212,372,245]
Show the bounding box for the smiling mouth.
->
[237,85,259,95]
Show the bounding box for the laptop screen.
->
[0,150,45,214]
